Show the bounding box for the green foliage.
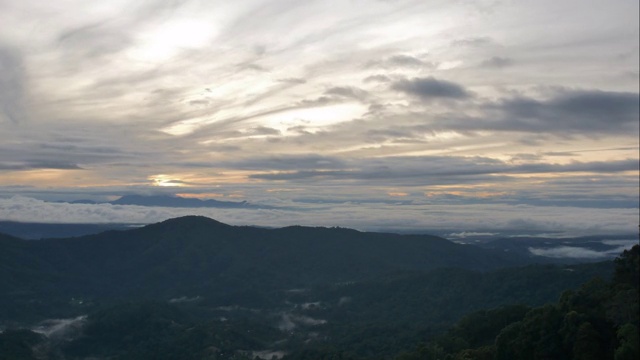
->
[0,218,635,360]
[613,245,639,289]
[63,301,272,360]
[615,324,639,360]
[0,216,530,323]
[495,305,566,359]
[399,245,639,360]
[573,322,604,360]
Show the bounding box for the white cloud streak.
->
[0,196,637,235]
[528,245,635,259]
[0,0,637,231]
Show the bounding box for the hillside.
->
[0,216,529,310]
[0,216,622,359]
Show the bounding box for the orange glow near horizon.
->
[149,174,186,187]
[0,169,135,188]
[175,193,225,199]
[387,191,409,197]
[424,190,510,198]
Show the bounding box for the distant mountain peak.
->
[157,215,229,226]
[140,216,233,234]
[110,194,259,209]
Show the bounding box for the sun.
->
[129,20,216,62]
[149,174,185,187]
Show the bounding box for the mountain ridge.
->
[109,194,258,209]
[0,216,533,321]
[0,216,623,359]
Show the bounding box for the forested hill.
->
[0,216,626,359]
[395,245,639,360]
[0,216,530,304]
[0,215,541,324]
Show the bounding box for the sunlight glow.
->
[387,191,409,197]
[129,20,216,62]
[258,103,367,134]
[160,118,206,136]
[175,193,224,199]
[150,174,186,187]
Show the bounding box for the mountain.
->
[2,259,614,360]
[109,194,264,209]
[0,216,530,320]
[396,246,639,360]
[0,216,621,359]
[0,221,137,240]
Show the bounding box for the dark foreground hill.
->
[0,216,624,359]
[0,221,137,240]
[1,216,529,307]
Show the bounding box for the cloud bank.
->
[0,196,637,235]
[0,0,637,232]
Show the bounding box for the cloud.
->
[480,56,514,68]
[0,0,637,234]
[512,159,639,175]
[237,62,268,72]
[247,156,638,182]
[222,155,348,171]
[324,86,369,100]
[244,126,281,136]
[363,74,391,83]
[419,89,640,135]
[0,161,83,170]
[508,153,543,162]
[168,296,202,303]
[447,231,498,239]
[31,316,87,340]
[387,54,426,67]
[0,196,636,235]
[367,54,432,69]
[278,78,307,84]
[528,245,633,259]
[0,46,27,124]
[497,90,639,131]
[391,77,471,100]
[0,125,139,173]
[543,151,578,157]
[365,128,419,143]
[57,21,133,60]
[452,36,494,47]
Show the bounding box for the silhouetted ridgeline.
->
[0,216,628,359]
[109,194,263,208]
[0,216,528,303]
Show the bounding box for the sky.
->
[0,0,638,233]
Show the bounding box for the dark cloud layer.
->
[494,90,640,133]
[248,156,638,183]
[396,89,640,135]
[0,161,82,170]
[392,77,471,100]
[223,155,348,171]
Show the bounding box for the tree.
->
[573,322,604,360]
[614,324,639,360]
